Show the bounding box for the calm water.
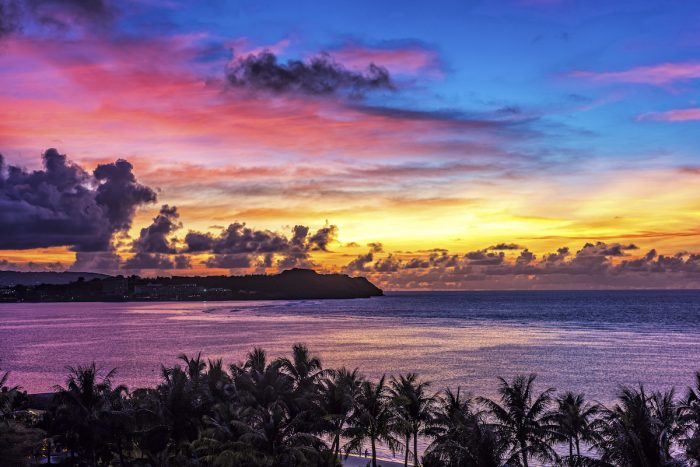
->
[1,290,700,405]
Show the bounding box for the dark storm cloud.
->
[174,254,191,269]
[93,159,157,233]
[226,51,393,96]
[347,241,700,288]
[464,249,505,266]
[132,205,181,254]
[543,247,570,263]
[489,243,521,250]
[576,241,637,257]
[185,222,289,255]
[308,224,338,251]
[0,149,155,251]
[405,258,430,269]
[516,249,536,264]
[345,251,374,272]
[205,253,251,269]
[367,242,384,253]
[124,252,175,270]
[186,222,338,271]
[429,251,459,267]
[69,251,121,272]
[374,254,400,272]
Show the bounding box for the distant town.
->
[0,268,383,302]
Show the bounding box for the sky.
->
[1,0,700,289]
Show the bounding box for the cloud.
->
[308,224,338,251]
[327,40,443,76]
[27,0,114,31]
[489,243,521,250]
[121,204,185,272]
[0,0,114,37]
[0,0,20,37]
[185,222,289,254]
[132,204,181,254]
[204,253,251,269]
[465,249,505,266]
[639,108,700,122]
[346,240,700,290]
[70,251,121,273]
[405,258,430,269]
[516,249,536,264]
[93,159,158,234]
[374,254,400,272]
[226,50,393,96]
[0,148,155,251]
[124,252,176,270]
[345,251,374,272]
[367,242,384,253]
[185,222,338,271]
[570,61,700,86]
[575,241,637,257]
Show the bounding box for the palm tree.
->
[649,388,683,462]
[277,343,330,433]
[478,374,557,467]
[595,385,680,467]
[205,358,232,403]
[0,369,22,422]
[178,352,207,392]
[100,383,135,466]
[317,367,363,461]
[53,363,124,466]
[344,375,401,467]
[390,373,437,466]
[547,391,600,460]
[198,346,329,465]
[0,369,44,466]
[681,372,700,462]
[277,343,327,393]
[423,387,505,467]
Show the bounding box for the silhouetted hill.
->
[0,268,383,301]
[0,270,110,287]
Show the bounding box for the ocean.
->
[2,289,699,404]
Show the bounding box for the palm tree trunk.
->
[569,439,573,458]
[575,438,581,457]
[519,439,529,467]
[118,438,127,467]
[404,433,410,467]
[413,431,419,467]
[371,436,377,467]
[333,434,340,460]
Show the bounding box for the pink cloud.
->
[638,107,700,122]
[328,43,442,77]
[0,34,523,166]
[570,62,700,85]
[228,37,291,58]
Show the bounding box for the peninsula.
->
[0,268,383,302]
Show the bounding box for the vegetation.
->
[3,347,700,466]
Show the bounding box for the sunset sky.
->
[2,0,700,289]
